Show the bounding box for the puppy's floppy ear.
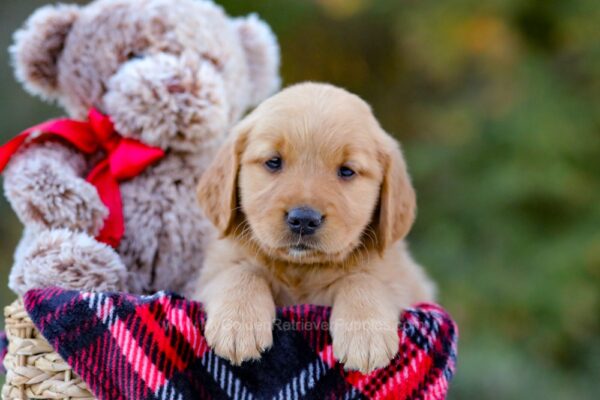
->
[10,4,80,101]
[197,121,250,237]
[374,138,416,254]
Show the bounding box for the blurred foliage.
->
[1,0,599,398]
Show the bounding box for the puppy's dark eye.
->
[338,166,356,179]
[265,156,282,172]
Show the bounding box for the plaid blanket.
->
[0,331,6,374]
[17,288,457,399]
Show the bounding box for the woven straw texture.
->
[2,299,94,400]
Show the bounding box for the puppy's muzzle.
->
[286,207,323,235]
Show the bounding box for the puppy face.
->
[198,83,416,264]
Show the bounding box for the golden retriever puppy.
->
[194,82,435,373]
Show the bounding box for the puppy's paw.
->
[331,314,400,374]
[204,302,274,365]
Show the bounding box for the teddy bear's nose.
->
[166,78,185,94]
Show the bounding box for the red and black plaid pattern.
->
[21,288,457,399]
[0,331,6,374]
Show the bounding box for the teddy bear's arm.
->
[9,228,128,296]
[3,141,108,234]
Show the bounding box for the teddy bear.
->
[1,0,280,297]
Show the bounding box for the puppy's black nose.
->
[286,207,323,235]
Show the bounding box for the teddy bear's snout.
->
[102,53,230,151]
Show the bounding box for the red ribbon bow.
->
[0,109,165,247]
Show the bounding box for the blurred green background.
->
[1,0,599,398]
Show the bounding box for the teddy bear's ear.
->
[10,4,80,101]
[234,14,281,106]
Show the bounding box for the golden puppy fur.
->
[194,82,435,373]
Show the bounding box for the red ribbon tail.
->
[0,133,28,172]
[87,159,124,248]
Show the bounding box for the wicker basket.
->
[2,300,94,400]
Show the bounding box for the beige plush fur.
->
[3,0,280,296]
[194,83,435,373]
[10,229,129,293]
